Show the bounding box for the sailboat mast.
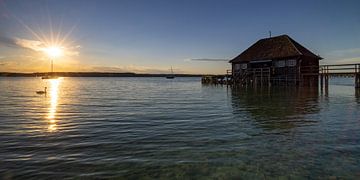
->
[51,59,53,73]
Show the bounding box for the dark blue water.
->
[0,77,359,179]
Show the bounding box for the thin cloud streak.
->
[0,35,17,47]
[186,58,229,62]
[328,48,360,56]
[323,47,360,64]
[89,65,176,74]
[335,57,360,64]
[14,38,44,51]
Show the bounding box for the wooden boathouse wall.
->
[229,35,322,87]
[201,35,360,89]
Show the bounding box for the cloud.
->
[0,35,80,56]
[323,47,360,64]
[89,65,176,74]
[90,66,129,72]
[63,45,80,56]
[185,58,229,62]
[0,35,18,47]
[14,38,80,56]
[334,57,360,64]
[14,38,44,51]
[328,48,360,56]
[325,48,360,59]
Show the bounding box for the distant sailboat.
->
[166,67,175,79]
[42,59,58,79]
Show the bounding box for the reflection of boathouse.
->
[230,86,320,130]
[230,35,322,86]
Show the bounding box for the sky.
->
[0,0,359,74]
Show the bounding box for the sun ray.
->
[35,23,51,47]
[59,23,78,46]
[15,17,47,45]
[12,12,79,65]
[46,7,55,46]
[55,17,64,46]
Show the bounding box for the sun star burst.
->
[43,46,63,58]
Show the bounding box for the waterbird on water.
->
[36,87,47,95]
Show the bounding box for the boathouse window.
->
[234,64,241,71]
[286,59,297,67]
[241,63,247,69]
[274,60,285,67]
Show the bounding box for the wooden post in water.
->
[260,68,263,87]
[268,68,271,87]
[325,66,329,89]
[320,67,324,90]
[356,64,360,88]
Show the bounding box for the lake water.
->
[0,77,359,179]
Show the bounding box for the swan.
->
[36,87,47,95]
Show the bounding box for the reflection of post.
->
[325,66,329,89]
[324,82,329,97]
[320,67,323,91]
[355,64,360,88]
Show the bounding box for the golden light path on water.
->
[47,79,61,132]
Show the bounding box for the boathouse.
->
[229,35,322,86]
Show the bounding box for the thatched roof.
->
[230,35,322,63]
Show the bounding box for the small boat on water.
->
[42,75,58,79]
[166,66,175,79]
[42,59,58,79]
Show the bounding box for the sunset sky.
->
[0,0,359,74]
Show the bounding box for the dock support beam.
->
[320,67,324,91]
[356,64,360,88]
[324,66,329,90]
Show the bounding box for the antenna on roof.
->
[269,31,272,38]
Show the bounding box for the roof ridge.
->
[260,34,288,40]
[229,39,262,63]
[288,37,322,59]
[284,35,303,56]
[230,35,321,63]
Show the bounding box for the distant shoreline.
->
[0,72,205,77]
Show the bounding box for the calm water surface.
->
[0,77,359,179]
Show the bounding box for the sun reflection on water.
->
[47,79,61,132]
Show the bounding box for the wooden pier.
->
[202,63,360,89]
[320,63,360,89]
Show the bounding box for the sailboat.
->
[166,66,175,79]
[42,59,58,79]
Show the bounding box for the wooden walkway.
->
[320,63,360,89]
[202,63,360,89]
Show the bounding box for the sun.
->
[44,46,63,58]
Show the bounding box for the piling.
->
[320,67,324,90]
[324,66,329,89]
[356,64,360,88]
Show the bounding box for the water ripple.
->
[0,77,359,179]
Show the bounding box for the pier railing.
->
[320,63,360,88]
[202,63,360,88]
